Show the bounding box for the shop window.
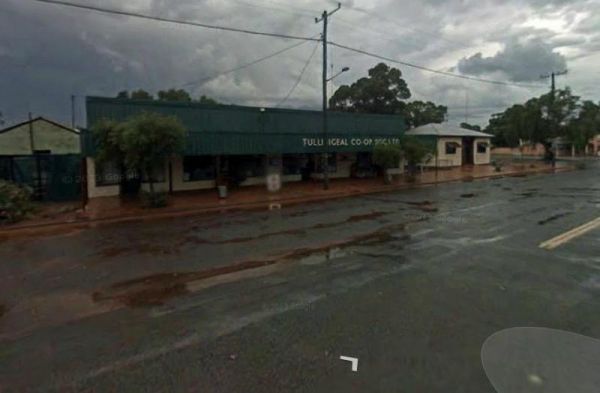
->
[445,142,458,155]
[183,156,215,182]
[316,153,337,173]
[231,156,265,179]
[282,155,306,175]
[477,142,488,153]
[95,160,121,186]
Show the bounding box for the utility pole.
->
[71,94,76,129]
[541,70,568,98]
[464,89,469,124]
[540,69,568,165]
[315,2,341,190]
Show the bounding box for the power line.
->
[230,0,314,18]
[32,0,319,43]
[178,39,314,90]
[328,41,545,89]
[32,0,546,91]
[275,42,319,107]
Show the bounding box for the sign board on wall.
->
[302,137,401,148]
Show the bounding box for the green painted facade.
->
[84,97,406,156]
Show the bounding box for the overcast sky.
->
[1,0,599,128]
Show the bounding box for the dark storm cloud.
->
[457,39,568,82]
[0,0,598,128]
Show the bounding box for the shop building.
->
[405,123,493,167]
[82,97,406,198]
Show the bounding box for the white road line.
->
[539,217,600,250]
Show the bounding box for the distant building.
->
[552,135,600,157]
[586,135,600,156]
[405,123,493,167]
[82,97,406,198]
[0,117,80,155]
[0,117,82,201]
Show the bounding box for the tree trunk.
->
[383,169,392,184]
[146,167,155,195]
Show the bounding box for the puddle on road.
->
[560,187,600,192]
[518,191,537,198]
[346,211,387,222]
[297,247,349,265]
[538,212,572,225]
[581,275,600,290]
[404,201,439,213]
[98,243,180,258]
[184,211,389,245]
[0,292,116,341]
[93,221,416,308]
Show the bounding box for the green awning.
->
[84,97,406,156]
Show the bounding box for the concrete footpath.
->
[0,162,572,238]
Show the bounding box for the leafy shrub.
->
[373,144,403,170]
[402,136,433,182]
[141,190,168,208]
[0,180,34,223]
[491,160,503,172]
[373,144,403,184]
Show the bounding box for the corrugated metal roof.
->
[84,97,406,155]
[405,123,493,138]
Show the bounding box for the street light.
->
[327,66,350,82]
[322,66,349,190]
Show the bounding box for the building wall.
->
[86,152,387,198]
[492,144,545,157]
[473,138,491,165]
[310,153,356,180]
[170,156,216,191]
[586,135,600,156]
[427,137,462,167]
[86,157,119,198]
[0,119,80,155]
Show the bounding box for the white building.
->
[405,123,493,167]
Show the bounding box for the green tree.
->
[93,113,186,205]
[116,90,129,99]
[566,100,600,152]
[197,95,219,105]
[401,136,433,180]
[404,101,447,127]
[485,88,581,157]
[329,63,411,114]
[130,89,153,100]
[157,89,192,102]
[460,122,481,131]
[92,119,124,167]
[373,143,403,184]
[119,112,186,197]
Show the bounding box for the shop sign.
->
[301,137,401,147]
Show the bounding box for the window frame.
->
[95,160,122,186]
[182,156,216,182]
[445,142,458,155]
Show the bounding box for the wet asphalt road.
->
[1,163,600,392]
